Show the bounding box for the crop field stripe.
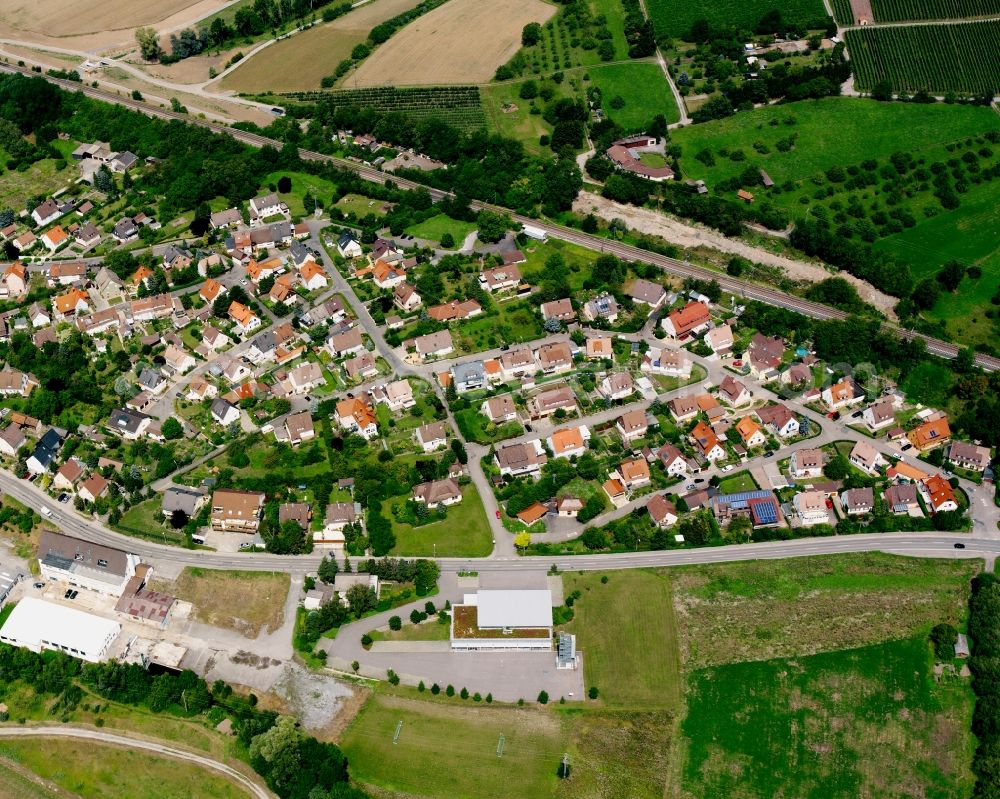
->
[646,0,829,39]
[846,20,1000,94]
[870,0,1000,21]
[279,86,486,130]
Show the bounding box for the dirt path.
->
[573,190,899,317]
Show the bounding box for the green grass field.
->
[587,62,680,128]
[683,635,975,798]
[717,470,757,493]
[0,765,59,799]
[0,739,252,799]
[0,152,75,213]
[387,484,493,557]
[672,553,977,668]
[405,213,477,246]
[453,407,524,444]
[370,618,451,641]
[673,98,1000,186]
[646,0,827,39]
[455,300,545,351]
[262,170,339,217]
[562,569,682,709]
[341,693,567,799]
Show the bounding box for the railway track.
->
[6,62,997,372]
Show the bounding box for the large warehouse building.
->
[0,597,121,662]
[451,589,553,651]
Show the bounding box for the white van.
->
[40,506,52,517]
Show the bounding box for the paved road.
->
[0,726,274,799]
[3,61,995,374]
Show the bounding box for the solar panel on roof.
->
[748,497,778,525]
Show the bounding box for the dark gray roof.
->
[39,530,129,577]
[161,486,205,516]
[108,407,148,435]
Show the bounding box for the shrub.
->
[486,693,493,703]
[460,687,469,699]
[537,690,549,704]
[389,615,402,631]
[588,686,599,699]
[387,669,400,686]
[446,684,455,697]
[431,683,440,695]
[361,634,373,648]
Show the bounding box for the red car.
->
[495,510,501,519]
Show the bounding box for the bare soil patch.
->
[347,0,557,86]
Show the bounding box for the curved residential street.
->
[0,727,275,799]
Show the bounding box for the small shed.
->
[955,633,971,659]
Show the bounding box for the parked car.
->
[40,505,52,517]
[721,464,735,472]
[686,484,696,490]
[764,451,774,458]
[851,410,863,418]
[495,510,501,519]
[901,443,913,452]
[954,542,966,549]
[57,493,69,504]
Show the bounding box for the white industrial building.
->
[450,589,553,651]
[0,597,121,662]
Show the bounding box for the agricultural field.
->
[341,693,568,799]
[645,0,828,39]
[0,739,253,799]
[682,636,975,798]
[671,554,977,668]
[672,97,1000,187]
[347,0,557,86]
[846,20,1000,95]
[0,0,202,37]
[832,0,1000,24]
[220,0,426,93]
[280,86,487,131]
[150,568,290,638]
[385,484,494,558]
[587,62,680,128]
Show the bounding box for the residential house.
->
[163,345,196,375]
[249,193,286,223]
[451,361,486,394]
[603,478,627,505]
[26,428,63,474]
[616,408,649,443]
[269,411,316,446]
[393,282,422,312]
[74,223,101,249]
[246,258,282,286]
[848,440,886,475]
[199,278,225,304]
[92,267,121,300]
[162,245,192,272]
[210,489,265,532]
[599,372,635,401]
[884,483,920,515]
[371,379,414,411]
[719,375,751,406]
[658,444,688,477]
[908,418,951,452]
[326,327,365,358]
[415,422,447,453]
[661,301,711,339]
[781,363,813,387]
[31,199,62,227]
[548,426,589,459]
[28,303,51,329]
[106,408,151,441]
[556,497,583,517]
[210,208,242,230]
[78,474,109,504]
[746,334,784,377]
[344,352,378,381]
[411,330,454,360]
[500,348,537,380]
[336,397,378,440]
[526,385,577,419]
[279,503,312,533]
[286,362,325,395]
[495,440,547,478]
[668,395,700,423]
[482,394,517,424]
[112,217,139,243]
[137,367,165,395]
[202,326,230,351]
[337,231,363,259]
[581,294,619,324]
[755,404,799,438]
[618,457,651,489]
[585,336,613,361]
[412,478,462,508]
[863,397,896,432]
[628,278,666,309]
[0,424,26,458]
[947,441,991,473]
[690,421,726,461]
[228,301,261,335]
[793,490,829,526]
[479,265,521,293]
[1,263,27,298]
[53,457,85,492]
[540,298,575,323]
[269,274,297,306]
[536,341,573,374]
[921,474,959,513]
[53,288,90,320]
[704,324,734,356]
[822,378,861,411]
[301,297,347,327]
[12,232,36,252]
[371,259,407,289]
[211,398,241,426]
[0,367,37,397]
[647,494,678,528]
[841,486,875,515]
[735,416,767,449]
[642,346,692,377]
[109,151,138,173]
[185,379,218,402]
[319,502,362,544]
[299,261,328,291]
[427,299,482,322]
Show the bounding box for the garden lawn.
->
[335,192,387,218]
[262,170,338,217]
[561,569,682,709]
[671,553,977,668]
[587,62,680,128]
[342,693,566,799]
[387,484,493,557]
[454,300,544,352]
[405,214,476,246]
[681,636,975,798]
[369,619,451,642]
[453,406,524,444]
[717,470,757,494]
[672,98,1000,187]
[0,739,252,799]
[115,496,186,546]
